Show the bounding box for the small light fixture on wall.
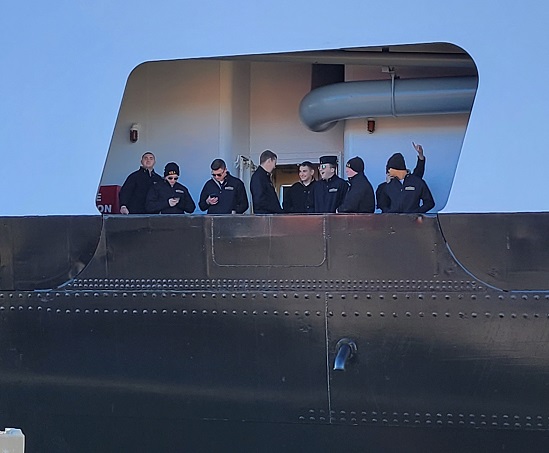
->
[129,123,140,143]
[367,118,376,134]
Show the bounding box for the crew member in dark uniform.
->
[376,142,425,212]
[313,155,348,213]
[376,150,435,213]
[338,156,375,213]
[283,161,316,213]
[199,159,249,214]
[250,150,283,214]
[119,151,162,214]
[145,162,196,214]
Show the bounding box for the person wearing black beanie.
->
[145,161,196,214]
[338,156,375,213]
[376,143,435,213]
[347,156,365,173]
[164,162,180,177]
[386,153,406,172]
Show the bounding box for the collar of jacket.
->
[348,173,363,182]
[140,166,157,175]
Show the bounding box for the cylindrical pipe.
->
[334,343,352,371]
[299,76,478,132]
[333,338,357,371]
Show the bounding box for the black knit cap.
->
[346,156,364,173]
[164,162,180,177]
[386,153,406,171]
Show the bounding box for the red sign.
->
[96,185,121,214]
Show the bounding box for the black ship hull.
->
[1,213,549,452]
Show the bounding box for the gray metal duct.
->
[299,76,478,132]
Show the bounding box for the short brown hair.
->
[260,150,277,164]
[299,161,315,171]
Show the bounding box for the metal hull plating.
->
[1,214,549,451]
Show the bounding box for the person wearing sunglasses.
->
[313,155,348,213]
[145,162,196,214]
[119,151,163,214]
[198,159,249,214]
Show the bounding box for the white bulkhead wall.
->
[101,59,345,206]
[101,59,228,198]
[249,61,343,165]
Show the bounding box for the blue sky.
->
[2,0,549,215]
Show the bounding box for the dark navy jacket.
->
[338,173,375,213]
[376,157,426,212]
[119,167,162,214]
[199,173,249,214]
[376,174,435,213]
[283,180,316,213]
[145,180,196,214]
[250,166,283,214]
[313,175,348,213]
